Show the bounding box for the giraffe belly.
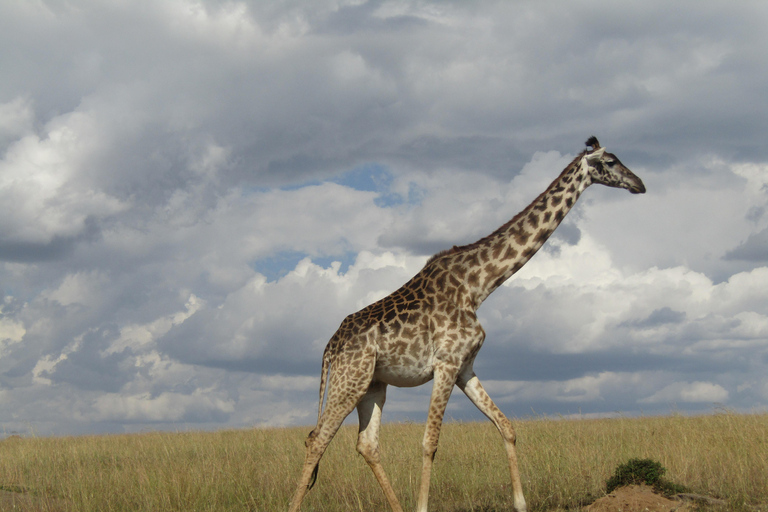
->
[373,361,434,388]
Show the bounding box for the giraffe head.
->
[582,136,646,194]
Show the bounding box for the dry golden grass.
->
[1,412,766,511]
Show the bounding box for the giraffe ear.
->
[585,136,600,151]
[585,147,605,162]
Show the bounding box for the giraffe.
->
[288,137,645,512]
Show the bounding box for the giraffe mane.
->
[425,246,458,265]
[424,146,590,267]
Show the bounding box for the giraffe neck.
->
[436,152,591,309]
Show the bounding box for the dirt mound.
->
[584,484,693,512]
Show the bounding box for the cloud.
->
[725,227,768,262]
[0,111,127,251]
[639,381,729,404]
[0,299,25,346]
[0,96,34,143]
[158,251,426,375]
[623,307,687,329]
[1,0,768,435]
[92,390,235,424]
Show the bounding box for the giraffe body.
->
[288,137,645,512]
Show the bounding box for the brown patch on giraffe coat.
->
[391,340,408,355]
[451,265,467,280]
[492,240,506,260]
[513,229,530,246]
[502,246,518,261]
[535,228,553,244]
[467,271,480,288]
[484,263,501,281]
[434,273,446,291]
[463,252,480,268]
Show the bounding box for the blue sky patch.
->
[251,250,357,282]
[333,163,405,207]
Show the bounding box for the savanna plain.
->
[1,412,766,512]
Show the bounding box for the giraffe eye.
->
[606,160,616,167]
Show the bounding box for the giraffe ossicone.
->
[288,137,645,512]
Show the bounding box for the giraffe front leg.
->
[356,381,404,512]
[416,364,458,512]
[457,371,527,512]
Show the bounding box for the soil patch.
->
[585,484,693,512]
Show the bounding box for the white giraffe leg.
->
[356,381,404,512]
[416,363,458,512]
[458,371,527,512]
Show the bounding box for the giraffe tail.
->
[305,346,331,491]
[316,345,331,427]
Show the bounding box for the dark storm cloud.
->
[0,217,102,263]
[725,228,768,262]
[622,307,687,329]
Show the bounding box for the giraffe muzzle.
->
[625,171,646,194]
[629,180,646,194]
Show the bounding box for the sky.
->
[1,0,767,437]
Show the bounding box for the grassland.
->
[1,412,766,511]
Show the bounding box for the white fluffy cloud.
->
[640,381,729,404]
[0,109,127,252]
[1,0,767,436]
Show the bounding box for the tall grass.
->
[1,412,766,511]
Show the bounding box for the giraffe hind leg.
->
[288,428,330,512]
[288,346,377,512]
[297,428,320,491]
[308,459,319,490]
[288,395,360,511]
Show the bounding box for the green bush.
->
[606,458,689,496]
